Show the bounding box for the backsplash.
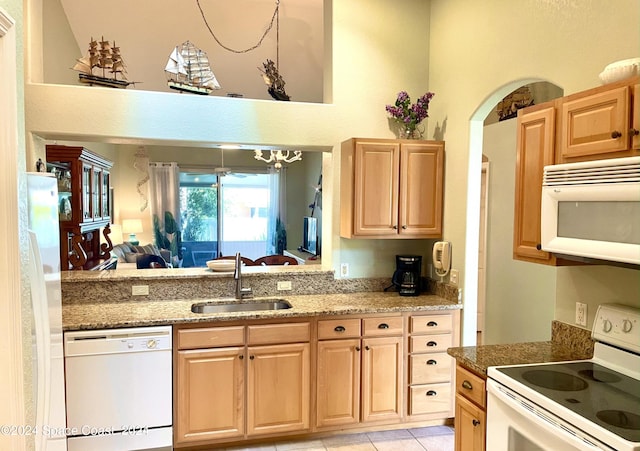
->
[551,320,594,359]
[61,270,460,304]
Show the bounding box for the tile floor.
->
[221,426,455,451]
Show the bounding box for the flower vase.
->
[400,124,423,140]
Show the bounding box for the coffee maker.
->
[391,255,422,296]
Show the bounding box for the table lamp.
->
[122,219,143,246]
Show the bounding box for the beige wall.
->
[427,0,640,343]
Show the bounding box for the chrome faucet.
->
[234,252,253,299]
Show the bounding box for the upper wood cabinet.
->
[559,76,640,162]
[513,102,557,264]
[341,138,444,239]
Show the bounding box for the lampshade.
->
[122,219,143,233]
[122,219,143,245]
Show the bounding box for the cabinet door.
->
[175,347,244,444]
[454,394,485,451]
[560,86,630,159]
[513,105,556,262]
[361,336,403,423]
[247,343,310,436]
[352,141,400,236]
[316,339,361,428]
[399,142,444,237]
[633,84,640,150]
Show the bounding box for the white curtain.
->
[267,167,287,255]
[148,162,182,264]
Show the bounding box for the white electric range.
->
[487,303,640,450]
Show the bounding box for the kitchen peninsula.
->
[61,267,463,449]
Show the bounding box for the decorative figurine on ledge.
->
[259,59,290,101]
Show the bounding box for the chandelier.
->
[254,150,302,170]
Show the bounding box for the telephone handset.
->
[432,241,451,278]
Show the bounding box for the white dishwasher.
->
[64,326,173,451]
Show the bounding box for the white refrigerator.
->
[27,173,68,451]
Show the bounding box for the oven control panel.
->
[592,303,640,353]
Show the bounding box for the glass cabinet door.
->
[82,164,92,221]
[102,171,110,219]
[93,167,101,219]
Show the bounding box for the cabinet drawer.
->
[456,365,486,408]
[410,333,453,353]
[362,316,403,336]
[247,322,310,345]
[409,352,452,384]
[409,383,452,416]
[410,314,453,334]
[177,326,244,350]
[318,318,361,340]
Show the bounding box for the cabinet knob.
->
[365,345,370,351]
[334,325,346,332]
[611,130,622,139]
[249,355,255,360]
[355,346,361,351]
[427,341,438,347]
[392,225,398,230]
[473,419,481,427]
[427,321,438,327]
[401,225,407,229]
[378,323,389,329]
[630,128,640,136]
[239,355,244,360]
[536,243,542,250]
[462,380,473,390]
[426,359,437,365]
[426,390,437,396]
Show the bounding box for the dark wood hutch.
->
[45,145,115,270]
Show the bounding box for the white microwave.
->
[540,156,640,266]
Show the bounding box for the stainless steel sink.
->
[191,300,292,314]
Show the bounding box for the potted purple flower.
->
[386,91,435,139]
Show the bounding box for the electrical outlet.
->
[450,269,459,286]
[132,285,149,296]
[277,281,292,291]
[576,302,587,327]
[340,263,349,277]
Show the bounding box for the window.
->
[179,170,273,267]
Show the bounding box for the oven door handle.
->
[487,379,614,451]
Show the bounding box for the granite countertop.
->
[447,339,593,377]
[63,291,461,331]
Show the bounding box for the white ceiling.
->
[56,0,324,102]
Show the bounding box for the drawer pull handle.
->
[334,326,346,332]
[378,323,389,329]
[462,380,473,390]
[427,321,438,327]
[472,419,481,427]
[426,359,437,365]
[427,341,438,347]
[426,390,437,396]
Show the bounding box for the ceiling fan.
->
[213,148,232,176]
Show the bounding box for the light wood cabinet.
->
[560,77,640,162]
[247,342,310,435]
[408,311,459,419]
[513,102,557,264]
[316,315,403,429]
[174,321,310,447]
[454,364,486,451]
[340,138,444,239]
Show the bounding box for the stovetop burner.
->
[596,410,640,431]
[522,369,589,391]
[496,361,640,443]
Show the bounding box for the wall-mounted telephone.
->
[432,241,451,278]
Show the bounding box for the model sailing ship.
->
[259,59,290,101]
[73,37,135,88]
[164,41,221,95]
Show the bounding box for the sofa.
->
[110,242,172,269]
